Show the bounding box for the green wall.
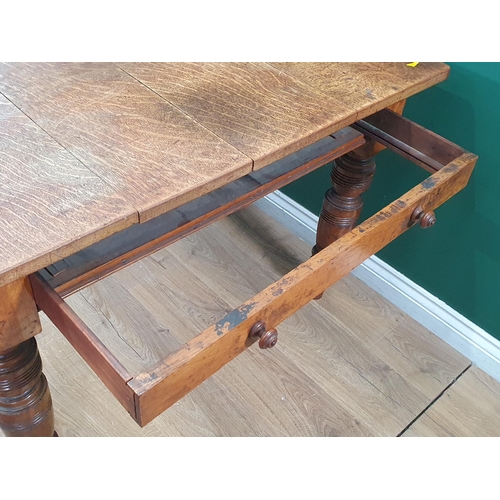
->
[282,63,500,340]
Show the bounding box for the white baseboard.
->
[255,190,500,383]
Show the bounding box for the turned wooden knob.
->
[410,206,436,229]
[249,320,278,349]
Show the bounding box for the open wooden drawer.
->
[29,110,477,427]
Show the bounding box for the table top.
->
[0,62,449,287]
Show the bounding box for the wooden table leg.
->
[0,277,55,437]
[313,145,376,255]
[0,338,55,437]
[312,141,376,299]
[312,100,407,264]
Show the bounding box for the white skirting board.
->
[254,190,500,383]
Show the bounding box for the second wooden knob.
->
[249,320,278,349]
[410,206,436,229]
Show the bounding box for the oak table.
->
[0,63,477,436]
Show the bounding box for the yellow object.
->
[407,62,419,67]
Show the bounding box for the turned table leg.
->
[312,142,376,299]
[313,147,376,255]
[312,100,406,265]
[0,277,55,437]
[0,338,55,437]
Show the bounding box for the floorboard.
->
[403,366,500,437]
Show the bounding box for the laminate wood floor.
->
[3,204,500,437]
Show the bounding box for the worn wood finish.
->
[0,94,137,289]
[29,273,135,415]
[29,150,473,427]
[0,63,474,433]
[117,62,358,170]
[0,63,252,223]
[312,103,456,270]
[163,212,457,435]
[129,152,476,426]
[34,310,375,437]
[0,338,54,437]
[61,242,374,436]
[268,63,449,119]
[170,205,406,348]
[0,278,41,351]
[41,128,365,297]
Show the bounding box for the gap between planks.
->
[0,89,140,219]
[397,363,472,437]
[113,63,256,172]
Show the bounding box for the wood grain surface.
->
[0,278,41,350]
[0,94,137,288]
[0,63,450,285]
[117,62,356,169]
[268,63,449,119]
[401,413,454,437]
[0,337,54,436]
[370,316,470,399]
[403,366,500,437]
[2,204,481,437]
[0,63,252,222]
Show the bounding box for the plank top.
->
[0,63,449,285]
[0,94,137,287]
[0,63,253,222]
[118,62,449,169]
[116,62,355,170]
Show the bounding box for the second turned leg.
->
[312,146,376,299]
[312,99,406,259]
[313,148,376,255]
